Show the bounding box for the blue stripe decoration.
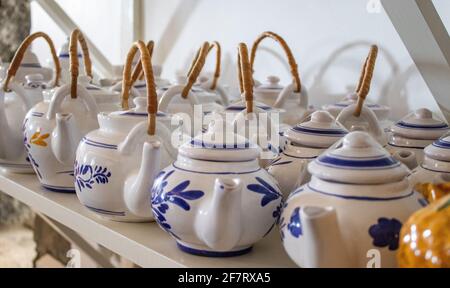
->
[282,152,317,160]
[291,126,347,136]
[308,184,414,201]
[31,112,44,117]
[333,103,381,108]
[119,111,168,117]
[190,139,251,149]
[395,121,448,130]
[42,184,75,193]
[432,139,450,149]
[82,137,118,150]
[84,205,126,216]
[177,242,253,257]
[225,105,273,111]
[59,53,82,58]
[317,155,400,170]
[172,163,261,175]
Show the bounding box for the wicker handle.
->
[182,41,221,98]
[130,40,155,85]
[250,31,301,93]
[238,43,254,113]
[4,32,61,91]
[70,29,93,99]
[354,45,378,117]
[121,40,158,135]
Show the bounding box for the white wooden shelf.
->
[0,171,296,268]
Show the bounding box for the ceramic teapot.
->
[56,37,84,84]
[14,45,53,83]
[152,43,283,257]
[335,45,388,147]
[158,41,228,121]
[323,45,392,132]
[409,135,450,191]
[0,32,61,173]
[280,131,424,267]
[248,31,309,126]
[23,29,100,192]
[75,41,176,221]
[267,110,348,197]
[397,194,449,268]
[387,108,449,166]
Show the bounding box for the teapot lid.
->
[225,99,284,113]
[109,96,169,119]
[79,75,119,101]
[178,118,260,162]
[424,135,450,162]
[254,76,284,93]
[285,110,348,148]
[326,92,389,111]
[58,37,81,59]
[23,74,47,90]
[308,131,408,184]
[391,108,448,140]
[21,49,42,69]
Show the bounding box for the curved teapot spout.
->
[124,141,161,218]
[197,178,243,251]
[51,113,81,165]
[158,84,200,113]
[299,206,351,268]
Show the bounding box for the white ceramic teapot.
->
[249,31,309,126]
[23,30,100,192]
[151,43,283,257]
[387,108,449,166]
[158,41,228,123]
[75,41,176,221]
[280,131,424,267]
[267,110,348,197]
[0,32,61,173]
[409,135,450,189]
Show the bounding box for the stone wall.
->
[0,0,30,62]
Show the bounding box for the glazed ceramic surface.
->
[0,73,55,173]
[23,83,99,192]
[267,110,347,197]
[397,194,449,268]
[75,97,177,221]
[281,131,424,267]
[323,92,392,132]
[152,119,283,256]
[410,135,450,190]
[387,108,449,166]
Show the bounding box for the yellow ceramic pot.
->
[397,194,450,268]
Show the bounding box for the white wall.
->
[30,0,450,120]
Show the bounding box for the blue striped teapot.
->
[281,131,424,267]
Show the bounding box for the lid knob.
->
[266,75,280,85]
[133,96,147,109]
[311,110,334,124]
[414,108,433,119]
[343,131,372,148]
[25,73,44,83]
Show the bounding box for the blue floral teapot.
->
[151,43,283,257]
[280,131,424,267]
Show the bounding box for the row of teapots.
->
[0,30,448,266]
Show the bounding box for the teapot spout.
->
[124,141,161,218]
[197,178,243,251]
[300,206,351,267]
[51,113,81,165]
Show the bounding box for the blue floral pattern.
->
[151,170,204,237]
[368,217,402,251]
[23,119,42,179]
[247,177,282,207]
[288,207,303,238]
[74,161,112,192]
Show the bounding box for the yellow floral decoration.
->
[30,131,49,147]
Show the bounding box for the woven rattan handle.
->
[121,41,157,135]
[69,29,93,98]
[238,43,254,113]
[250,31,301,93]
[130,40,155,85]
[182,41,222,98]
[4,31,61,91]
[354,45,378,117]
